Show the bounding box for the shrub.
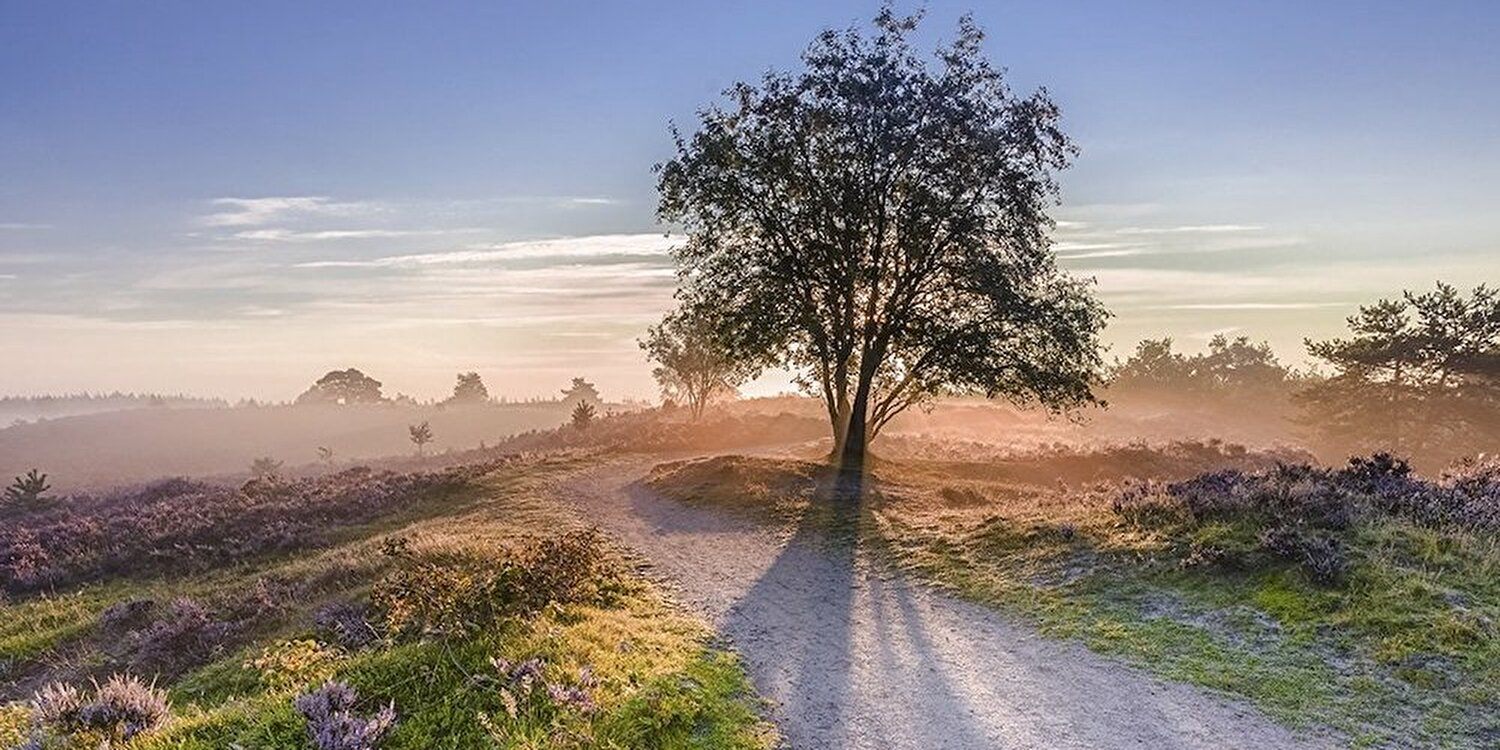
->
[372,529,616,639]
[246,639,342,691]
[126,598,235,676]
[314,602,379,650]
[293,681,396,750]
[24,674,170,748]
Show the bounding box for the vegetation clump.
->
[22,674,170,749]
[5,469,53,506]
[293,680,396,750]
[372,529,619,639]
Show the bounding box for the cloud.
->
[233,228,482,242]
[200,196,377,227]
[294,233,675,268]
[0,274,17,280]
[1113,224,1264,235]
[1151,302,1348,310]
[0,222,52,230]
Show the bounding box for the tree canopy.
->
[1111,335,1292,396]
[640,309,753,419]
[560,378,601,408]
[1301,283,1500,465]
[656,9,1107,466]
[296,369,385,405]
[450,372,490,404]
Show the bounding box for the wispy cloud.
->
[294,233,675,268]
[1113,224,1264,235]
[0,222,52,230]
[200,196,378,227]
[1152,302,1348,310]
[233,228,482,242]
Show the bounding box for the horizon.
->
[3,1,1498,402]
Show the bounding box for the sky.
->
[1,1,1497,402]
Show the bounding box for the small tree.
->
[560,378,601,410]
[570,401,596,431]
[408,422,434,455]
[450,372,489,404]
[4,469,52,505]
[641,309,751,420]
[316,446,334,465]
[250,457,283,481]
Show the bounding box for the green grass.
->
[1,454,774,749]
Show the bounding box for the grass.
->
[1,453,774,749]
[647,453,1498,748]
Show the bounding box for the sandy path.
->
[557,457,1338,750]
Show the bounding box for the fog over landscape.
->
[1,3,1497,750]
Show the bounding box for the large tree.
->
[449,372,490,404]
[656,10,1107,467]
[296,368,385,405]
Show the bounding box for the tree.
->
[316,446,334,465]
[450,372,489,404]
[656,10,1107,468]
[296,369,385,405]
[571,401,596,431]
[640,309,752,419]
[560,378,601,409]
[409,421,434,455]
[249,457,283,481]
[4,469,52,505]
[1111,335,1291,396]
[1300,283,1500,464]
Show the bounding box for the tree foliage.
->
[4,468,52,505]
[570,401,596,431]
[1111,335,1293,397]
[1300,283,1500,465]
[640,310,752,419]
[449,372,489,404]
[408,421,434,454]
[249,457,283,481]
[656,9,1107,465]
[560,378,601,409]
[296,369,385,406]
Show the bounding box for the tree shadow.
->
[720,465,1001,747]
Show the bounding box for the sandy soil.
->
[556,456,1339,750]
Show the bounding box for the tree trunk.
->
[838,379,872,471]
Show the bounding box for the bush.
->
[293,681,396,750]
[125,598,235,677]
[314,602,379,651]
[24,674,170,748]
[245,639,342,691]
[372,529,617,639]
[480,656,598,745]
[1112,452,1499,584]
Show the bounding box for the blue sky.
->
[1,1,1497,400]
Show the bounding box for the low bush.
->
[313,602,379,651]
[293,680,396,750]
[22,674,170,749]
[371,529,618,639]
[245,639,342,691]
[1112,452,1500,583]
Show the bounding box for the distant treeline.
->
[0,392,228,424]
[1108,283,1500,468]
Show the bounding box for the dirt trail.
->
[557,457,1338,750]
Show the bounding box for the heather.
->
[0,463,492,594]
[0,456,772,750]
